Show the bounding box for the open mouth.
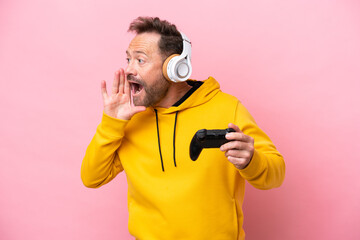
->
[129,81,144,96]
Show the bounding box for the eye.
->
[126,58,130,63]
[138,59,144,64]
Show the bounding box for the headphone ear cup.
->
[162,54,179,82]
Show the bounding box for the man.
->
[81,16,285,240]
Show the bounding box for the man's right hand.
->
[101,69,146,120]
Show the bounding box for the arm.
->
[221,102,285,190]
[81,69,146,188]
[81,114,127,188]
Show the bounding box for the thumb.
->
[228,123,242,133]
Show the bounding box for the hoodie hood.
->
[152,76,220,114]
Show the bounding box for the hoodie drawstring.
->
[154,109,179,172]
[154,109,164,172]
[173,111,178,168]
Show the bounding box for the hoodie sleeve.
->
[235,102,285,190]
[81,113,128,188]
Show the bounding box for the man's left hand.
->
[220,123,254,170]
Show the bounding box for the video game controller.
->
[189,128,236,161]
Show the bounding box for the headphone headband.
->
[179,32,192,61]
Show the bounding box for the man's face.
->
[125,32,170,107]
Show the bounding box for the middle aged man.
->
[81,16,285,240]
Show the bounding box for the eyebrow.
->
[126,50,148,56]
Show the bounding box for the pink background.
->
[1,0,359,239]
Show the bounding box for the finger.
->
[101,80,108,100]
[119,69,125,94]
[112,70,120,94]
[227,156,249,170]
[225,132,253,143]
[227,156,247,165]
[224,149,252,159]
[220,140,252,152]
[226,123,244,140]
[226,130,253,144]
[228,123,242,133]
[124,71,130,96]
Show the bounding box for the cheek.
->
[147,66,165,82]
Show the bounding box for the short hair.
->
[128,16,183,59]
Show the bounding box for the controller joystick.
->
[189,128,236,161]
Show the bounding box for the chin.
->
[133,96,148,107]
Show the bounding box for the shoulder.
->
[211,90,241,110]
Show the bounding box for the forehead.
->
[127,32,161,55]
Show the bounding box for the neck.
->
[154,82,192,108]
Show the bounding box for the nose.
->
[125,60,137,77]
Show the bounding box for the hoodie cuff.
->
[98,112,129,138]
[239,149,263,179]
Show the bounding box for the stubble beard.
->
[129,75,170,107]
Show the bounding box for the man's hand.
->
[220,123,254,170]
[101,69,146,120]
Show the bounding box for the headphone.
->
[162,32,192,83]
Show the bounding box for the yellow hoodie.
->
[81,77,285,240]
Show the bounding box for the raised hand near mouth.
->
[101,69,146,120]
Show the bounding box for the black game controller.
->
[189,128,236,161]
